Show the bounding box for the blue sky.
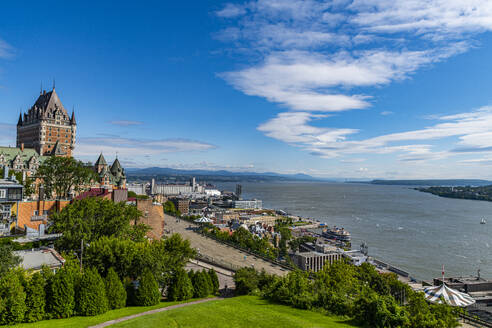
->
[2,1,492,179]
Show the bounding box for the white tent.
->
[194,217,212,223]
[422,284,476,307]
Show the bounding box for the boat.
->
[322,226,351,242]
[481,218,487,224]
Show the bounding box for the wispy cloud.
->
[259,106,492,162]
[0,122,15,145]
[216,0,492,166]
[0,39,14,59]
[109,120,144,126]
[380,111,393,116]
[74,136,216,158]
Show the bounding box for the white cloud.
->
[0,39,14,59]
[216,3,247,18]
[380,111,393,116]
[74,136,216,158]
[109,120,144,126]
[0,122,15,145]
[217,0,492,169]
[259,106,492,161]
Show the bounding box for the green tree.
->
[105,267,127,310]
[0,270,27,324]
[167,268,194,301]
[234,267,260,296]
[191,270,212,298]
[77,267,109,316]
[134,268,160,306]
[37,156,97,199]
[0,245,21,276]
[50,197,143,251]
[208,269,220,295]
[49,267,76,318]
[24,272,46,322]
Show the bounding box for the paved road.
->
[89,298,221,328]
[164,214,289,276]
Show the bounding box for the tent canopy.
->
[423,284,475,307]
[194,217,212,223]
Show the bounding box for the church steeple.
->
[17,112,23,126]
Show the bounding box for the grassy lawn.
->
[112,296,357,328]
[11,299,203,328]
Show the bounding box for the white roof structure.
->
[194,217,212,223]
[14,247,65,271]
[423,284,476,307]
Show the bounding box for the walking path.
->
[164,214,289,276]
[89,298,221,328]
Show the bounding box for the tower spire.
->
[52,78,55,91]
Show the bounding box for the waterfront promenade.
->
[164,214,289,276]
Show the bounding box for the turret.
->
[17,112,23,126]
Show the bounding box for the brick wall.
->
[17,199,70,231]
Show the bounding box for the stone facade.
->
[17,88,76,157]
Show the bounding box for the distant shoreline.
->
[416,185,492,202]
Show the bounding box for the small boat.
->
[481,218,487,224]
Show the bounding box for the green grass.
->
[11,299,202,328]
[112,296,357,328]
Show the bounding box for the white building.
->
[233,199,262,209]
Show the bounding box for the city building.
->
[0,146,46,177]
[94,153,127,189]
[17,87,76,157]
[169,197,190,215]
[0,168,23,235]
[152,177,205,196]
[292,250,343,272]
[17,199,70,232]
[127,183,147,195]
[14,247,65,272]
[233,199,262,209]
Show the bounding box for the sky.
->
[2,1,492,179]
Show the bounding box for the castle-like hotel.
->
[1,87,125,188]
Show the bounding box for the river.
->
[217,182,492,281]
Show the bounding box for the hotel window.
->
[0,189,6,198]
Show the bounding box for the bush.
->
[134,268,160,306]
[0,270,27,324]
[24,272,46,322]
[77,267,109,316]
[105,267,127,309]
[191,270,212,298]
[167,268,193,301]
[234,267,260,296]
[208,269,220,295]
[49,268,76,318]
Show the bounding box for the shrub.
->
[234,267,260,295]
[134,268,160,306]
[191,270,212,298]
[77,267,109,316]
[168,268,193,301]
[105,267,127,309]
[208,269,220,295]
[24,272,46,322]
[49,268,76,318]
[0,270,27,324]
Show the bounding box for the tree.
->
[77,267,109,316]
[37,156,97,199]
[105,268,127,310]
[163,200,180,216]
[0,245,21,276]
[208,269,219,295]
[134,268,160,306]
[24,272,46,322]
[234,267,260,296]
[167,268,193,301]
[0,270,27,324]
[191,270,212,298]
[49,267,76,318]
[50,197,143,251]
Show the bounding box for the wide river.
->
[217,182,492,281]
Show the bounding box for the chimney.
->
[20,143,24,151]
[3,166,8,180]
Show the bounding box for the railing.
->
[31,215,48,222]
[460,312,492,328]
